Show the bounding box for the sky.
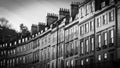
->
[0,0,81,31]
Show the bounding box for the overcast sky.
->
[0,0,81,31]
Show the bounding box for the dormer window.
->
[101,1,106,8]
[69,17,72,22]
[91,1,95,12]
[22,38,24,42]
[14,41,16,45]
[3,44,5,47]
[63,18,66,23]
[38,32,40,34]
[5,43,7,47]
[50,24,53,28]
[35,34,37,36]
[75,13,79,20]
[45,27,48,31]
[110,0,114,4]
[19,39,21,43]
[32,35,34,38]
[41,30,43,33]
[25,37,27,41]
[10,43,12,47]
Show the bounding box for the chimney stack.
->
[38,22,46,32]
[46,13,58,26]
[70,2,81,21]
[31,24,38,35]
[59,8,70,19]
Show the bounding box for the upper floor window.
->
[81,60,84,66]
[22,38,24,42]
[25,37,28,41]
[82,6,86,17]
[110,29,114,43]
[90,20,94,31]
[79,8,82,18]
[80,25,84,35]
[13,49,16,55]
[69,28,72,40]
[70,42,73,56]
[104,32,108,45]
[45,36,47,45]
[91,1,95,12]
[91,37,94,51]
[75,25,78,37]
[98,35,101,48]
[103,14,107,25]
[81,7,84,18]
[104,53,107,59]
[65,43,69,57]
[86,58,89,63]
[7,60,9,67]
[48,35,51,43]
[85,39,89,53]
[81,41,84,54]
[101,1,106,8]
[14,41,16,45]
[87,3,91,14]
[4,50,6,55]
[10,43,12,47]
[65,30,68,42]
[74,40,78,55]
[97,17,101,27]
[19,39,21,44]
[109,10,114,22]
[85,23,89,33]
[85,5,87,16]
[16,58,18,64]
[110,0,114,4]
[98,55,101,61]
[53,46,56,59]
[39,39,41,47]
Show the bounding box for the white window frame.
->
[111,30,114,43]
[81,42,84,54]
[98,55,101,61]
[91,38,94,51]
[86,40,89,53]
[98,35,101,48]
[104,32,108,45]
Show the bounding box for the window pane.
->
[98,35,101,47]
[103,14,107,25]
[81,42,84,54]
[98,55,101,61]
[91,38,94,51]
[110,29,114,43]
[109,10,114,22]
[86,40,89,53]
[90,21,94,31]
[92,1,95,12]
[104,32,107,45]
[97,17,101,27]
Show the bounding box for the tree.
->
[0,17,11,28]
[0,18,18,44]
[19,23,30,38]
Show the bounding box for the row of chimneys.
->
[46,1,82,26]
[31,0,93,35]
